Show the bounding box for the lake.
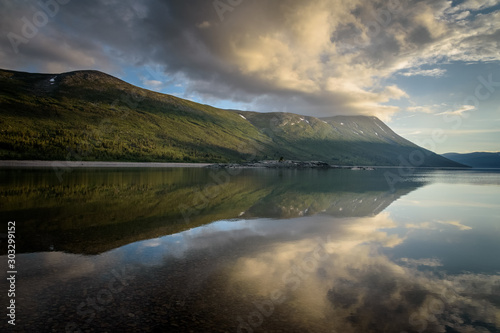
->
[1,167,500,332]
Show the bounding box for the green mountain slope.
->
[0,68,463,166]
[442,152,500,168]
[238,111,462,166]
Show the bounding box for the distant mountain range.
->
[0,69,463,167]
[442,152,500,168]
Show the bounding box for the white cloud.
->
[452,10,471,20]
[407,105,440,114]
[434,105,476,116]
[143,79,162,87]
[400,68,447,77]
[407,220,472,231]
[436,220,472,231]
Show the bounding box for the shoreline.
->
[0,160,213,168]
[0,160,480,170]
[207,160,474,170]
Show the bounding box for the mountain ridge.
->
[442,152,500,168]
[0,68,464,167]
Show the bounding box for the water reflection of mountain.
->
[0,168,425,255]
[242,178,411,219]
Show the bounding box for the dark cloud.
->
[1,0,499,119]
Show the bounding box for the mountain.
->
[442,152,500,168]
[0,68,463,167]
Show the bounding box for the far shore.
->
[0,160,476,170]
[0,160,213,168]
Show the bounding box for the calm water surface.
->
[1,167,499,332]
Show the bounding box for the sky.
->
[1,0,499,154]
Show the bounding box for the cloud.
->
[406,220,472,231]
[434,105,476,116]
[436,220,472,230]
[400,68,447,77]
[399,257,443,267]
[407,105,440,114]
[226,213,500,332]
[14,207,500,331]
[196,21,211,29]
[0,0,499,119]
[448,0,500,12]
[143,79,162,88]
